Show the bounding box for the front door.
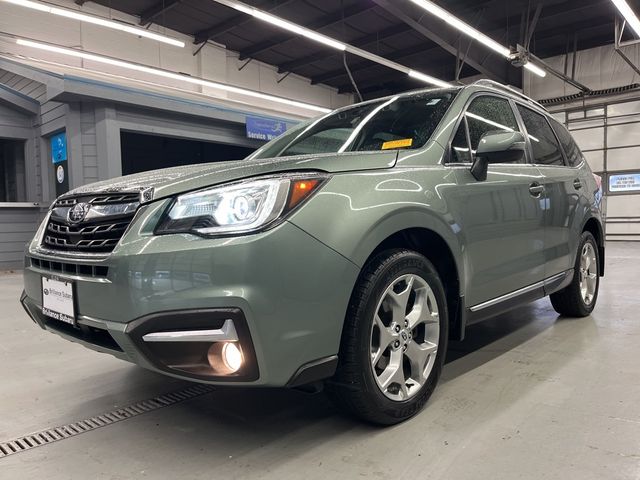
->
[447,94,547,307]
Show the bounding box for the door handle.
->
[529,182,545,197]
[573,179,583,190]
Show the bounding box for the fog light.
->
[207,342,243,374]
[222,342,242,372]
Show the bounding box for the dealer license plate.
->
[42,277,75,325]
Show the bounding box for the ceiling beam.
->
[369,0,511,82]
[238,3,370,61]
[193,0,296,44]
[345,80,409,97]
[313,0,610,89]
[312,43,445,85]
[277,23,413,74]
[337,61,456,95]
[139,0,181,26]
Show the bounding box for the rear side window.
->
[449,95,522,163]
[517,106,565,166]
[550,119,583,167]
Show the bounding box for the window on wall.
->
[0,139,26,202]
[550,119,583,167]
[120,132,256,175]
[517,106,565,166]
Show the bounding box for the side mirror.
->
[470,131,526,181]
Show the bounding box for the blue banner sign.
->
[51,132,68,164]
[246,116,287,141]
[609,173,640,193]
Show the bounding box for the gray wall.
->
[0,207,44,271]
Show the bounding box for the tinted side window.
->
[517,106,565,166]
[550,119,583,167]
[466,96,520,152]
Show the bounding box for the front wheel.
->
[327,249,448,425]
[550,231,600,317]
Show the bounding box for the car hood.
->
[66,151,398,201]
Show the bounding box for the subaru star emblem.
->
[67,203,90,224]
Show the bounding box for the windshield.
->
[249,89,458,159]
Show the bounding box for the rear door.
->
[448,94,547,307]
[515,106,583,278]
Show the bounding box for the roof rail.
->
[472,79,547,111]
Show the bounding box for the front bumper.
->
[21,294,260,382]
[21,219,360,386]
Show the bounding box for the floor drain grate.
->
[0,384,215,459]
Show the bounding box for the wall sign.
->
[51,132,68,164]
[246,116,287,141]
[609,173,640,193]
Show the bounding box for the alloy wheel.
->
[370,274,440,401]
[579,243,598,305]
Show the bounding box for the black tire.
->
[550,231,600,317]
[326,249,448,425]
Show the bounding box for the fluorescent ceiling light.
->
[3,0,185,47]
[408,0,510,57]
[15,38,331,113]
[523,62,546,78]
[408,70,451,88]
[610,0,640,37]
[210,0,450,88]
[212,0,345,51]
[408,0,547,78]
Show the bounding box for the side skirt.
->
[465,270,573,326]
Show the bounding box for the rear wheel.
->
[550,231,600,317]
[327,249,448,425]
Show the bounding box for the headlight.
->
[156,174,327,237]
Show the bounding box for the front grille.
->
[42,193,140,254]
[44,219,131,252]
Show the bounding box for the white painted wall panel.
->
[607,194,640,217]
[583,151,605,172]
[607,147,640,171]
[607,123,640,149]
[570,127,605,151]
[608,101,640,116]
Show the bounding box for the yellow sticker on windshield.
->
[382,138,413,150]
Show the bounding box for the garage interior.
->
[0,0,639,478]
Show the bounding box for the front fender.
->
[288,168,464,279]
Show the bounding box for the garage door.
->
[552,99,640,241]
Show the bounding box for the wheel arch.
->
[582,217,605,276]
[357,226,465,341]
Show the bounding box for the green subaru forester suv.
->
[21,80,605,424]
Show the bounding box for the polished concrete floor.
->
[1,242,639,479]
